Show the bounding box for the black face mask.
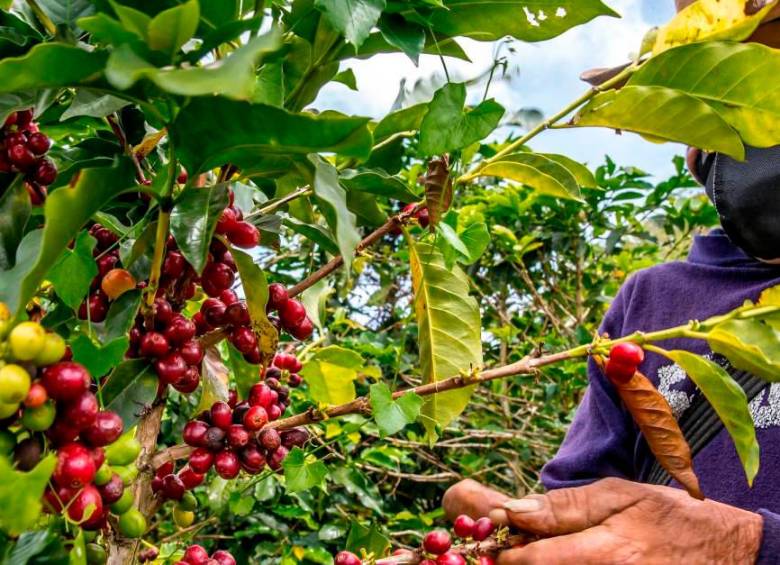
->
[697,145,780,261]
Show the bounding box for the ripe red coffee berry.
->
[97,473,124,504]
[201,262,235,297]
[258,428,281,451]
[180,340,205,365]
[210,401,233,430]
[154,353,187,384]
[223,301,250,326]
[212,550,237,565]
[219,289,239,306]
[214,450,240,479]
[278,299,307,329]
[472,517,495,541]
[32,158,57,185]
[423,531,452,555]
[179,466,205,489]
[609,342,644,367]
[227,221,260,248]
[26,132,50,155]
[239,445,266,473]
[82,410,123,446]
[68,484,103,529]
[273,353,302,372]
[436,553,466,565]
[201,298,227,327]
[267,283,289,311]
[290,317,314,340]
[267,446,288,471]
[173,366,200,394]
[267,403,283,420]
[162,250,185,278]
[334,551,362,565]
[96,254,118,277]
[63,391,98,430]
[453,514,475,538]
[42,362,90,401]
[215,207,240,235]
[24,382,48,408]
[226,424,250,449]
[162,473,186,501]
[243,405,268,431]
[54,442,96,488]
[249,383,275,409]
[183,544,210,565]
[416,207,430,228]
[204,426,226,451]
[476,555,495,565]
[78,292,108,322]
[183,420,209,447]
[153,297,174,326]
[605,359,636,384]
[156,461,175,478]
[230,326,257,354]
[165,315,197,345]
[8,143,36,169]
[189,447,214,473]
[140,332,170,358]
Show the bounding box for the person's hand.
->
[442,479,511,521]
[488,477,763,565]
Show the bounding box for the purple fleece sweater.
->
[541,229,780,562]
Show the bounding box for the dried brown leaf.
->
[424,155,452,229]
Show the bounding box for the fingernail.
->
[503,498,542,513]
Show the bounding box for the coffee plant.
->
[0,0,778,563]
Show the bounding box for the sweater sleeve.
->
[757,509,780,565]
[540,278,639,489]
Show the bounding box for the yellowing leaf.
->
[300,346,364,405]
[759,284,780,307]
[707,318,780,381]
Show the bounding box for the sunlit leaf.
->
[48,231,97,310]
[300,346,364,405]
[0,455,56,536]
[283,447,328,492]
[370,382,422,437]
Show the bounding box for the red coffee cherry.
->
[609,342,644,366]
[436,553,466,565]
[227,221,260,248]
[212,550,236,565]
[334,552,361,565]
[201,262,235,297]
[230,326,257,355]
[32,158,58,185]
[215,207,240,235]
[239,445,266,474]
[173,366,200,393]
[68,484,104,529]
[188,448,214,474]
[472,517,495,541]
[42,362,90,401]
[178,465,205,489]
[278,299,306,329]
[204,426,226,451]
[201,298,227,327]
[267,446,288,471]
[164,315,197,345]
[162,473,185,501]
[182,545,209,565]
[96,254,119,277]
[267,283,288,311]
[179,340,204,365]
[226,424,250,449]
[290,317,314,341]
[8,144,36,169]
[183,420,209,447]
[78,292,108,322]
[453,514,475,538]
[162,250,186,278]
[54,442,96,488]
[63,391,99,430]
[82,410,123,447]
[153,297,174,326]
[605,359,637,384]
[97,473,124,504]
[26,132,50,155]
[214,450,240,479]
[140,332,170,358]
[249,383,276,409]
[243,405,268,431]
[223,301,250,326]
[210,401,233,430]
[258,428,281,451]
[423,530,452,555]
[154,353,187,385]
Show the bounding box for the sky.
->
[314,0,684,179]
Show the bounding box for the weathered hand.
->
[487,478,763,565]
[442,479,511,521]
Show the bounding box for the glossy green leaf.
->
[653,0,777,53]
[231,248,278,362]
[97,288,142,343]
[47,231,97,310]
[378,14,425,64]
[109,0,150,39]
[71,334,129,379]
[4,159,136,317]
[437,222,470,257]
[61,89,128,121]
[707,317,780,382]
[69,529,86,565]
[573,86,745,160]
[147,0,199,57]
[631,42,780,148]
[170,185,230,274]
[102,359,157,429]
[345,521,389,556]
[341,169,418,202]
[664,350,759,485]
[171,99,372,174]
[541,153,598,188]
[186,17,263,63]
[347,189,387,226]
[370,382,423,437]
[0,455,56,536]
[0,175,30,270]
[458,221,490,264]
[409,241,482,443]
[0,43,107,94]
[373,103,427,142]
[106,32,280,100]
[419,83,504,156]
[282,447,328,492]
[284,218,340,256]
[300,346,364,405]
[309,155,362,267]
[224,342,259,400]
[36,0,94,31]
[478,153,583,200]
[314,0,386,47]
[428,0,618,42]
[77,13,146,48]
[332,68,358,90]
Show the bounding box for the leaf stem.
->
[25,0,56,36]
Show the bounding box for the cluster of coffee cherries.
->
[0,108,57,205]
[176,379,307,484]
[214,199,261,250]
[176,544,236,565]
[0,316,144,536]
[604,342,644,384]
[335,515,497,565]
[78,224,135,323]
[195,286,261,364]
[151,458,205,506]
[267,283,314,341]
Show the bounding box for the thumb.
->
[494,478,645,536]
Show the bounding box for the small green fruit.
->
[21,401,56,431]
[85,542,107,564]
[8,321,45,361]
[94,463,112,486]
[33,332,66,366]
[110,489,134,514]
[117,508,146,538]
[105,434,141,466]
[0,364,30,404]
[173,507,195,528]
[179,491,197,511]
[112,464,138,486]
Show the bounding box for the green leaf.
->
[48,231,98,310]
[345,521,389,556]
[170,185,230,274]
[0,43,107,94]
[109,0,150,40]
[341,169,418,202]
[308,155,362,267]
[225,342,258,400]
[378,14,425,64]
[419,83,504,156]
[428,0,618,42]
[477,153,583,201]
[70,334,129,379]
[69,529,86,565]
[0,176,30,270]
[663,350,760,485]
[61,89,128,121]
[300,346,364,405]
[541,153,597,188]
[97,288,142,343]
[36,0,94,32]
[409,241,482,443]
[630,42,780,148]
[77,13,148,48]
[300,279,333,331]
[1,159,136,317]
[105,32,280,100]
[282,447,328,493]
[457,221,490,264]
[314,0,386,47]
[373,102,427,142]
[283,218,340,256]
[436,222,470,257]
[147,0,199,58]
[653,0,777,53]
[231,248,278,361]
[0,455,56,536]
[170,99,372,174]
[573,86,745,160]
[370,382,422,437]
[332,68,358,90]
[707,317,780,382]
[102,359,157,429]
